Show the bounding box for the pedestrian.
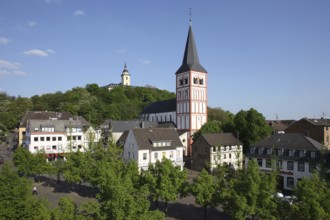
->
[32,186,38,195]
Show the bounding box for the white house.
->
[245,133,324,191]
[192,133,243,171]
[24,118,95,161]
[123,127,184,171]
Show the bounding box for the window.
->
[170,151,174,159]
[184,78,188,85]
[179,79,183,86]
[67,136,71,141]
[34,137,39,142]
[257,159,263,167]
[311,151,316,158]
[143,153,147,160]
[258,148,263,155]
[277,149,283,156]
[267,148,272,155]
[78,136,82,140]
[154,152,158,160]
[78,145,82,149]
[58,137,62,141]
[287,161,294,170]
[289,150,294,157]
[40,137,45,141]
[250,148,254,154]
[128,152,130,158]
[277,160,282,169]
[287,177,294,188]
[223,154,226,159]
[162,152,166,158]
[309,163,316,173]
[176,150,180,158]
[229,153,231,159]
[266,159,271,168]
[199,79,204,85]
[34,146,38,150]
[213,146,217,152]
[299,150,304,157]
[52,137,56,141]
[52,145,56,150]
[46,137,50,141]
[193,77,198,84]
[298,162,305,172]
[73,136,76,141]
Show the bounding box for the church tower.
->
[176,22,208,157]
[121,63,130,86]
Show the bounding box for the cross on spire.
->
[189,8,193,24]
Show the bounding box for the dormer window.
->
[266,148,272,155]
[311,151,316,158]
[289,150,294,157]
[258,148,263,155]
[250,148,255,154]
[277,149,283,156]
[299,150,304,157]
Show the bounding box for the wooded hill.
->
[0,84,175,130]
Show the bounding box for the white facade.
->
[210,145,243,170]
[25,119,96,160]
[123,128,184,171]
[176,70,208,157]
[244,156,318,191]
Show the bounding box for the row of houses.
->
[18,111,330,190]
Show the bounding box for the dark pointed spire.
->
[122,62,129,75]
[176,24,207,74]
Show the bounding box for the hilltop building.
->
[139,22,208,157]
[105,63,131,91]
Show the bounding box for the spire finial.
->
[189,8,193,25]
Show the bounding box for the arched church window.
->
[199,78,204,85]
[179,79,183,86]
[184,77,188,85]
[193,77,198,84]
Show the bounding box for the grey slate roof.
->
[28,119,88,132]
[20,111,74,127]
[304,118,330,126]
[201,133,243,146]
[251,133,324,151]
[100,120,158,132]
[140,98,176,114]
[176,24,207,74]
[132,128,183,151]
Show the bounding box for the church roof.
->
[176,24,207,74]
[140,98,176,114]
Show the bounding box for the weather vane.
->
[189,8,193,24]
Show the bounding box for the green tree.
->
[233,108,272,152]
[0,164,51,220]
[289,174,330,220]
[63,150,89,190]
[222,160,278,220]
[13,147,50,181]
[191,169,217,220]
[146,158,188,214]
[192,120,222,141]
[52,197,77,220]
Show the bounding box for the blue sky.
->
[0,0,329,120]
